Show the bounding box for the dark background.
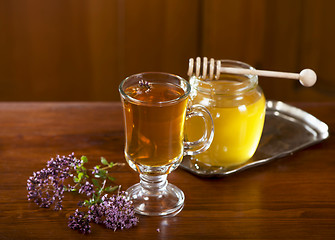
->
[1,0,334,102]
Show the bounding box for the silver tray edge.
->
[180,100,329,177]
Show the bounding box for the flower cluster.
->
[79,181,95,197]
[27,153,137,234]
[68,209,91,234]
[68,192,138,234]
[101,192,138,231]
[27,153,79,210]
[138,79,152,93]
[138,79,151,88]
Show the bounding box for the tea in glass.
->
[119,72,213,216]
[123,82,188,171]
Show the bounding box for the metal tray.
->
[180,100,329,177]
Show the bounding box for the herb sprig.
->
[27,153,138,234]
[138,79,152,93]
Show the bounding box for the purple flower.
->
[138,80,151,89]
[138,80,152,93]
[87,204,104,224]
[27,153,76,210]
[100,192,138,231]
[27,153,139,234]
[79,182,95,197]
[92,166,99,175]
[68,209,91,234]
[68,192,138,233]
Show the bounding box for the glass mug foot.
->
[126,174,184,216]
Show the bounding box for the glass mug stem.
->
[119,72,213,216]
[126,174,185,216]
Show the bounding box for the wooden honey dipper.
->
[188,57,317,87]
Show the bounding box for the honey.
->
[186,60,266,167]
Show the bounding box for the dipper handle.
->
[188,57,317,87]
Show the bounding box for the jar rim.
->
[189,59,258,95]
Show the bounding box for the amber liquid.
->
[122,83,187,168]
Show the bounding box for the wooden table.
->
[0,102,334,239]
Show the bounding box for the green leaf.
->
[92,178,100,188]
[78,172,84,181]
[109,162,114,168]
[81,156,88,163]
[104,185,119,193]
[91,193,97,202]
[98,169,107,179]
[108,175,115,181]
[73,176,79,183]
[101,157,109,166]
[89,198,95,205]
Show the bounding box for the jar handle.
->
[184,104,214,156]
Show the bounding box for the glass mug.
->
[186,60,266,168]
[119,72,214,216]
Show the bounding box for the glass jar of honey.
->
[185,60,266,168]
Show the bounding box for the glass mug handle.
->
[184,104,214,156]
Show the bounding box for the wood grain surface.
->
[0,102,334,239]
